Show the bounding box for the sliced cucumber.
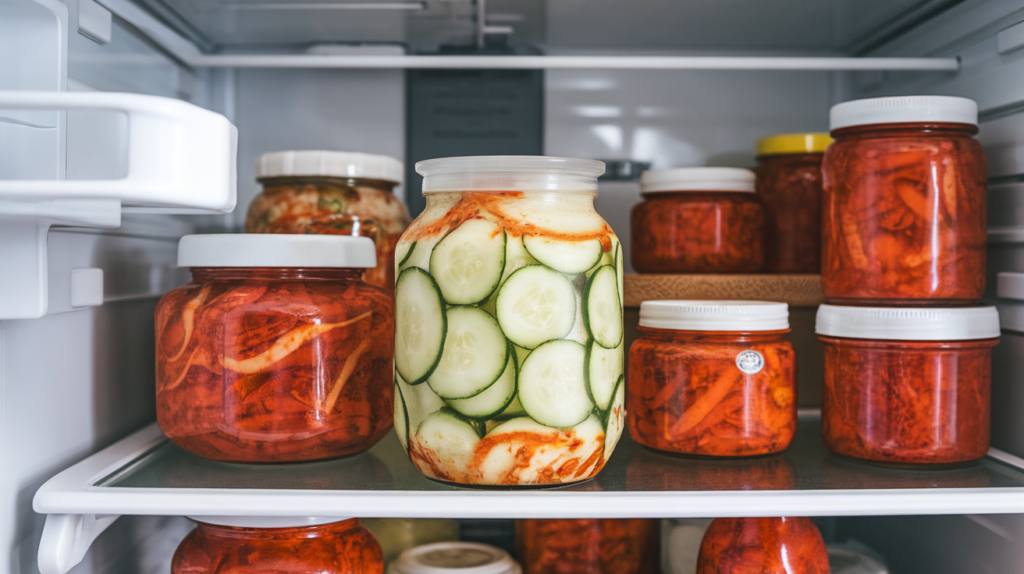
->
[603,375,625,462]
[585,339,623,411]
[427,306,509,399]
[614,240,623,298]
[498,393,527,418]
[447,344,518,420]
[502,234,540,284]
[584,265,623,349]
[415,408,481,477]
[429,219,507,305]
[394,380,410,451]
[395,267,447,385]
[523,235,604,275]
[518,339,593,429]
[496,265,576,349]
[396,240,416,268]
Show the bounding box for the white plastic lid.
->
[255,150,403,185]
[187,516,350,528]
[640,167,756,193]
[639,300,789,331]
[178,234,377,268]
[389,542,521,574]
[816,304,1000,341]
[830,95,978,130]
[416,156,604,193]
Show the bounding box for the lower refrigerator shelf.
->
[32,418,1024,573]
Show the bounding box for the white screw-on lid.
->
[639,300,789,331]
[830,95,978,131]
[255,150,403,185]
[178,234,377,268]
[815,304,1000,341]
[640,167,755,193]
[389,542,521,574]
[187,516,351,528]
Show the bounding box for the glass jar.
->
[171,517,383,573]
[696,517,829,574]
[627,301,796,457]
[516,519,660,574]
[245,150,412,292]
[393,156,623,487]
[821,96,987,305]
[662,519,713,574]
[755,133,831,273]
[155,234,395,463]
[631,168,764,273]
[389,542,521,574]
[817,304,1000,464]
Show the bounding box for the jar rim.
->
[640,167,755,193]
[178,234,376,269]
[639,300,789,331]
[416,156,604,194]
[815,304,1000,341]
[392,542,520,574]
[256,150,403,185]
[830,95,978,130]
[187,516,351,528]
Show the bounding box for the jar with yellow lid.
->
[755,133,832,273]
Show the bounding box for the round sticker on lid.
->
[736,350,765,374]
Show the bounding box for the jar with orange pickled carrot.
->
[821,95,987,305]
[155,234,395,463]
[515,519,659,574]
[696,517,829,574]
[627,301,796,457]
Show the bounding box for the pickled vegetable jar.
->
[156,234,395,463]
[631,167,764,273]
[389,542,521,574]
[817,304,1000,464]
[172,517,383,573]
[628,301,796,457]
[245,150,412,291]
[696,517,829,574]
[516,519,659,574]
[393,156,624,487]
[821,96,986,305]
[755,132,831,273]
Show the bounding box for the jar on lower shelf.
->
[171,517,383,573]
[389,542,521,574]
[696,517,829,574]
[817,304,1000,464]
[515,519,659,574]
[627,301,796,457]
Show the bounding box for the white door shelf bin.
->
[33,414,1024,574]
[0,90,236,319]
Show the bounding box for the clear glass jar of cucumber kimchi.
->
[392,156,625,487]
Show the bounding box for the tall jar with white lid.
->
[393,156,625,487]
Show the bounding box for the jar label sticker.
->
[736,350,765,374]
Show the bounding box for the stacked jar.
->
[819,95,999,464]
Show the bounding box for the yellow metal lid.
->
[756,133,832,156]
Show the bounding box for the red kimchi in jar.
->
[821,96,986,305]
[172,517,383,574]
[817,304,1000,464]
[628,301,796,457]
[696,517,829,574]
[516,519,659,574]
[155,234,395,463]
[632,167,764,273]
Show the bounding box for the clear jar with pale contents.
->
[393,156,624,487]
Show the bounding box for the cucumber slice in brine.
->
[394,380,410,451]
[603,375,625,462]
[447,344,518,420]
[585,339,623,411]
[523,235,604,275]
[395,267,447,385]
[414,408,481,478]
[518,339,593,429]
[496,265,576,349]
[584,265,623,349]
[395,240,416,269]
[430,219,507,305]
[427,306,509,400]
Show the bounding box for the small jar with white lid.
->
[627,300,796,457]
[817,304,1000,464]
[631,167,764,273]
[245,150,412,291]
[388,542,521,574]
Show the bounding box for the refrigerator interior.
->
[4,0,1024,572]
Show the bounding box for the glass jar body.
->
[246,176,412,291]
[171,519,384,574]
[696,517,829,574]
[820,335,997,464]
[821,123,987,305]
[630,191,764,273]
[516,519,659,574]
[155,268,395,462]
[755,153,824,273]
[394,189,623,487]
[627,328,796,457]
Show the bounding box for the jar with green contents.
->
[393,156,624,488]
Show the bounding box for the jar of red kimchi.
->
[516,519,659,574]
[631,167,764,273]
[817,304,1000,464]
[155,234,395,463]
[245,150,411,291]
[696,517,829,574]
[821,96,986,305]
[627,300,796,457]
[755,132,831,273]
[172,517,383,573]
